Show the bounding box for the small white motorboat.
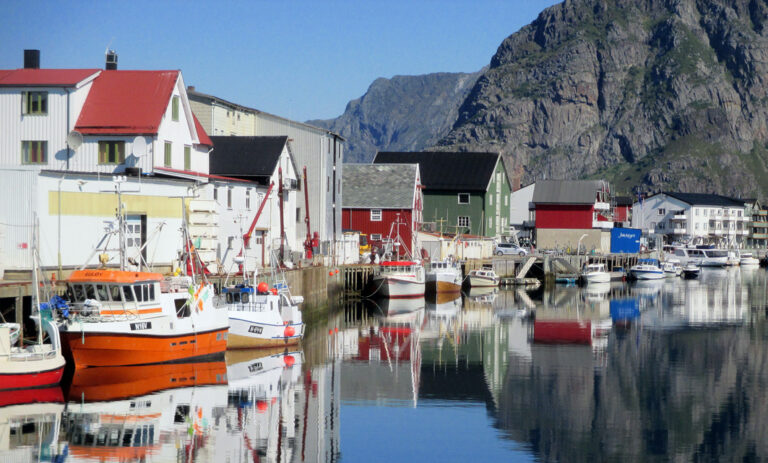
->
[630,258,664,280]
[682,263,700,279]
[582,263,610,284]
[661,260,682,277]
[739,253,760,266]
[466,268,500,287]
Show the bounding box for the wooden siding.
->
[535,204,594,229]
[342,208,415,256]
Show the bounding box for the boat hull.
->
[0,357,65,390]
[632,271,664,280]
[584,272,610,283]
[467,275,499,287]
[62,328,228,367]
[227,316,304,349]
[425,270,462,294]
[374,276,425,298]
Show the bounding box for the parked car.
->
[495,243,528,257]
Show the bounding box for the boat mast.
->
[114,175,127,271]
[32,213,42,346]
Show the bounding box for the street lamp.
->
[577,233,588,255]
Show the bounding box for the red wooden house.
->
[342,164,422,257]
[532,180,614,229]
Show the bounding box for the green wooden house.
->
[373,151,511,237]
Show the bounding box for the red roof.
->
[75,70,179,135]
[193,113,212,146]
[0,68,100,86]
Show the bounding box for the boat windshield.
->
[704,250,728,257]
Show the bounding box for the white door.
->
[125,215,143,265]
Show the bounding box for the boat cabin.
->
[378,261,420,274]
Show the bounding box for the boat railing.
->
[2,346,58,362]
[215,294,274,313]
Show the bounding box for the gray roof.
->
[532,180,608,204]
[342,164,418,209]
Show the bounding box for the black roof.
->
[663,192,745,207]
[373,151,500,191]
[209,136,287,180]
[614,196,634,206]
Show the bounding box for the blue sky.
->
[1,0,559,122]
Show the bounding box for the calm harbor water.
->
[4,266,768,462]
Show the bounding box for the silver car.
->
[495,243,528,257]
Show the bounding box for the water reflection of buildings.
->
[0,388,64,462]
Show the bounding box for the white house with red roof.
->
[0,50,218,276]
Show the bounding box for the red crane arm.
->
[242,182,274,249]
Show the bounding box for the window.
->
[650,222,656,229]
[213,187,218,201]
[296,207,301,222]
[172,96,180,121]
[458,216,470,228]
[695,208,699,216]
[184,146,191,171]
[738,210,742,217]
[458,193,470,204]
[505,196,508,206]
[246,190,251,209]
[21,141,47,164]
[164,142,172,167]
[658,208,665,215]
[98,141,125,164]
[371,209,382,221]
[488,217,493,228]
[371,234,382,241]
[227,188,232,209]
[489,196,493,206]
[22,91,47,115]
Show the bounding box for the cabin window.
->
[85,284,96,300]
[134,284,144,302]
[458,193,470,204]
[22,91,47,115]
[123,285,135,302]
[96,284,109,301]
[150,284,155,300]
[371,209,382,221]
[172,96,180,121]
[72,284,85,302]
[98,141,125,164]
[21,140,47,164]
[110,285,123,301]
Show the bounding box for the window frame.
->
[164,141,172,167]
[172,96,180,121]
[98,140,125,165]
[21,140,47,164]
[183,145,191,171]
[458,193,470,205]
[458,216,470,228]
[370,209,382,221]
[22,91,48,115]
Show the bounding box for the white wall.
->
[509,183,535,228]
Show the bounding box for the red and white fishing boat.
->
[60,269,229,367]
[372,260,426,298]
[0,316,65,390]
[370,216,425,298]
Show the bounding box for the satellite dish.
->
[132,136,147,157]
[67,131,83,150]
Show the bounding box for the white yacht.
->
[668,246,727,267]
[740,252,760,266]
[582,263,610,284]
[630,258,664,280]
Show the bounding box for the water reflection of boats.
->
[584,282,611,300]
[224,348,303,463]
[63,381,228,461]
[533,319,611,345]
[67,359,228,402]
[464,286,499,304]
[371,297,425,321]
[0,398,64,462]
[631,279,663,296]
[425,294,461,320]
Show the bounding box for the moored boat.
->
[60,270,229,367]
[582,263,610,284]
[0,314,65,390]
[630,258,664,280]
[739,252,760,266]
[221,281,305,348]
[466,267,500,287]
[371,260,426,298]
[661,260,682,277]
[425,259,462,294]
[682,263,700,279]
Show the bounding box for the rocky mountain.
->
[435,0,768,198]
[308,71,481,163]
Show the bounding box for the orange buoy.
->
[271,288,278,295]
[284,326,296,337]
[256,400,268,412]
[257,282,268,293]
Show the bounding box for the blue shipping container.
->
[611,228,641,254]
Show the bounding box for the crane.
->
[241,182,274,253]
[302,166,317,259]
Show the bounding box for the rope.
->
[361,278,386,299]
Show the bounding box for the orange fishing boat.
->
[60,269,228,367]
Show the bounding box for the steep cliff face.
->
[308,71,481,163]
[436,0,768,197]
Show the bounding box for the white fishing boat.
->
[726,250,740,266]
[370,216,425,298]
[582,263,610,284]
[630,258,664,280]
[466,267,500,287]
[739,252,760,266]
[425,258,462,294]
